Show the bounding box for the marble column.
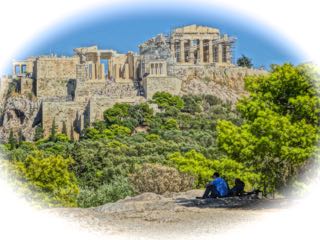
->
[199,39,203,63]
[208,40,213,63]
[96,52,101,79]
[180,39,185,63]
[171,39,175,57]
[218,44,223,63]
[189,40,195,63]
[124,63,129,80]
[115,64,120,79]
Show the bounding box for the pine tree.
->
[18,129,24,145]
[49,118,57,142]
[237,54,253,68]
[34,124,44,141]
[70,123,75,142]
[62,121,67,135]
[8,129,17,150]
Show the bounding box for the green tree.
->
[11,150,79,207]
[8,129,17,150]
[49,118,57,142]
[237,54,253,68]
[62,121,67,135]
[18,129,24,145]
[34,125,44,141]
[217,63,320,195]
[163,118,179,130]
[152,92,184,110]
[55,133,70,142]
[128,103,154,126]
[168,150,260,189]
[181,95,202,114]
[103,103,130,126]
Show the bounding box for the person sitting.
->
[198,172,229,199]
[229,178,245,196]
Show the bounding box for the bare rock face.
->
[95,190,265,214]
[0,96,42,142]
[95,193,178,213]
[174,66,267,104]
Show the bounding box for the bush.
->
[9,150,79,207]
[77,177,134,208]
[152,92,184,110]
[129,163,195,194]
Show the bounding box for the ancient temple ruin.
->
[0,24,265,141]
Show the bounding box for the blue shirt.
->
[211,177,229,197]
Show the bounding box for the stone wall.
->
[42,100,88,140]
[75,80,138,101]
[35,56,79,98]
[74,79,106,101]
[20,77,34,96]
[143,76,182,99]
[42,95,145,139]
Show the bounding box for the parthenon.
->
[170,25,234,64]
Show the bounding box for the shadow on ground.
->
[174,196,294,210]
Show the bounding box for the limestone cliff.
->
[0,96,42,142]
[176,66,266,103]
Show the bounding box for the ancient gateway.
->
[0,25,265,141]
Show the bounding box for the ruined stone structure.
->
[0,24,266,141]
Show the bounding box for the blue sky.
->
[4,5,304,74]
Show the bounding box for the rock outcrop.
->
[0,96,42,142]
[176,66,266,104]
[46,190,292,239]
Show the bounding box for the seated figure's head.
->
[212,172,220,178]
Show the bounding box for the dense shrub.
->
[152,92,184,110]
[77,177,134,208]
[9,150,79,207]
[129,163,195,194]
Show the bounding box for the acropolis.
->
[0,24,265,141]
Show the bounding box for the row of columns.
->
[150,63,164,76]
[111,63,130,80]
[171,39,228,64]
